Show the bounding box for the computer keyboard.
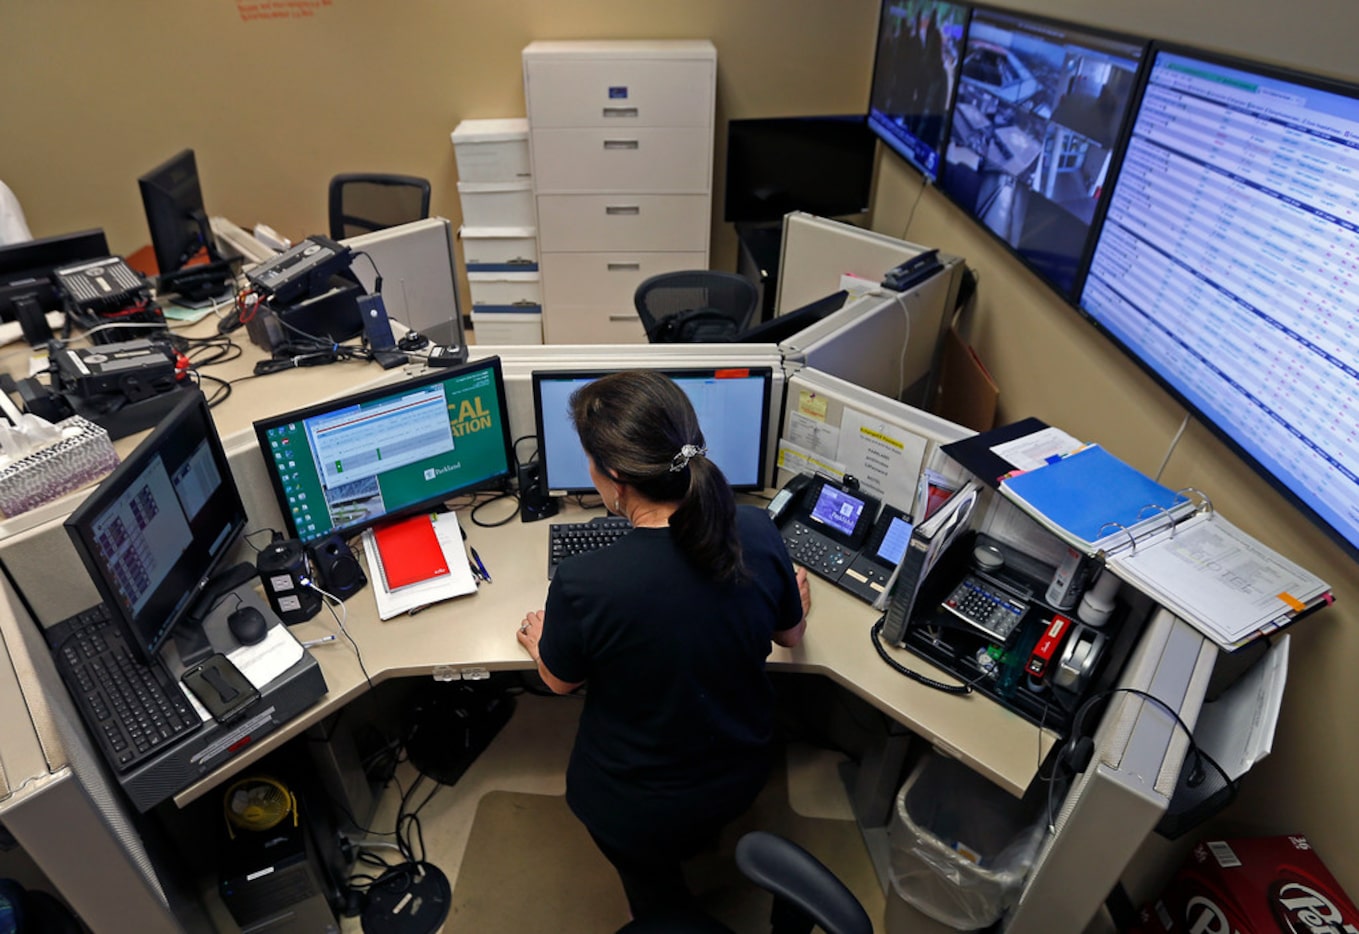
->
[547,515,633,578]
[49,604,202,773]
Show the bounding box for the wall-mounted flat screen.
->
[867,0,971,181]
[941,9,1144,297]
[1079,46,1359,562]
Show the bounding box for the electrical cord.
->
[869,616,976,695]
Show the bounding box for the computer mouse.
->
[227,605,268,646]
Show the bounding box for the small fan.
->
[223,775,297,839]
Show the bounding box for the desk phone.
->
[770,472,911,604]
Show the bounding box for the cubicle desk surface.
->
[173,499,1056,808]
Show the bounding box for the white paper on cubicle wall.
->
[361,511,478,619]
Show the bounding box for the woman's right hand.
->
[795,565,811,620]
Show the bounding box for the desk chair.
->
[735,831,874,934]
[327,173,431,240]
[634,271,759,343]
[614,832,873,934]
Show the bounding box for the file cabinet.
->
[523,40,717,343]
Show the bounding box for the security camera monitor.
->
[867,0,971,180]
[940,9,1145,298]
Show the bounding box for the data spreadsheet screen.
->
[1080,48,1359,557]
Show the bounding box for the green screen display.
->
[256,358,512,543]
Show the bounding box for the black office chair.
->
[327,173,431,240]
[735,831,874,934]
[634,271,760,343]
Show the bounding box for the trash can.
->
[888,751,1046,930]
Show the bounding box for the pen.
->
[301,635,336,648]
[470,546,492,583]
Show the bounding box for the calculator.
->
[940,573,1030,642]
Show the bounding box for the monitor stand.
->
[174,561,260,667]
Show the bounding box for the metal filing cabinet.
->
[523,40,717,343]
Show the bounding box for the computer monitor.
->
[1078,45,1359,564]
[867,0,971,181]
[138,149,219,276]
[64,389,249,664]
[939,9,1145,298]
[0,228,109,338]
[253,356,516,545]
[738,290,849,344]
[532,367,773,495]
[723,116,878,223]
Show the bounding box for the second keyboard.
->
[547,515,633,578]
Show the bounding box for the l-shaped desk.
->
[0,310,1214,934]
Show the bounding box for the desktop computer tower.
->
[218,795,345,934]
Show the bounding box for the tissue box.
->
[0,417,119,517]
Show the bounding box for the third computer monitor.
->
[532,367,773,495]
[939,9,1145,298]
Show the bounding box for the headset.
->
[1048,686,1236,834]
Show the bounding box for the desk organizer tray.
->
[0,416,119,517]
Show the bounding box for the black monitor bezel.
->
[0,228,109,324]
[722,115,879,224]
[64,388,247,664]
[531,366,774,496]
[1071,40,1359,565]
[251,355,516,545]
[138,148,215,276]
[934,3,1150,301]
[866,0,974,182]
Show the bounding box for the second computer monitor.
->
[253,356,516,545]
[532,367,773,495]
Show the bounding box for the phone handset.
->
[768,472,813,524]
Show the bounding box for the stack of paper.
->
[361,512,478,619]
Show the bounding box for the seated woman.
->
[516,369,809,922]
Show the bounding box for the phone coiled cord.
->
[870,616,974,695]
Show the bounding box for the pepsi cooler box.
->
[1129,835,1357,933]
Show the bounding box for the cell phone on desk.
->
[181,654,259,725]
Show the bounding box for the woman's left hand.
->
[517,610,545,660]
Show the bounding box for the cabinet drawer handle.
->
[608,313,637,322]
[603,139,640,150]
[605,205,640,216]
[607,263,641,272]
[602,106,639,118]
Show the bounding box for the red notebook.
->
[371,514,449,590]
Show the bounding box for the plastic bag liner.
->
[888,752,1046,930]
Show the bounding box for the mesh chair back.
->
[633,271,759,343]
[328,174,431,240]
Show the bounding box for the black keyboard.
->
[50,604,202,773]
[547,516,633,578]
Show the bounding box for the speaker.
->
[518,461,558,523]
[257,538,323,625]
[307,534,367,601]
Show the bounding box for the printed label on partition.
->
[608,86,628,99]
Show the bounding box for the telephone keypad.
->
[781,522,852,581]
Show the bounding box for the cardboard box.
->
[0,416,118,517]
[1129,835,1358,933]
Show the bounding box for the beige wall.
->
[873,0,1359,903]
[4,0,1359,907]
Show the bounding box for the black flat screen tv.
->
[1078,45,1359,563]
[724,116,878,223]
[939,8,1145,298]
[867,0,972,181]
